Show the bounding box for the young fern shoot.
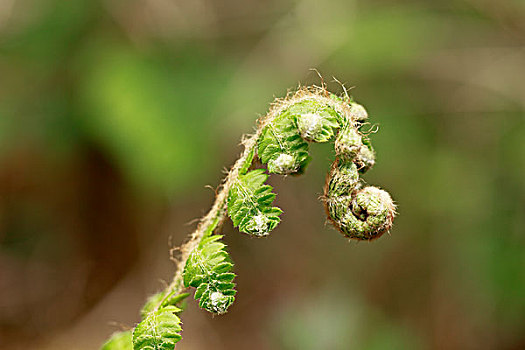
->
[101,85,396,350]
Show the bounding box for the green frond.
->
[239,147,256,175]
[183,235,236,314]
[258,112,310,174]
[290,99,340,143]
[101,331,133,350]
[227,169,283,236]
[132,306,182,350]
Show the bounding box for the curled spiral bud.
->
[324,160,395,240]
[326,186,395,240]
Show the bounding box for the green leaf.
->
[101,330,133,350]
[162,292,190,310]
[290,99,340,143]
[132,306,182,350]
[239,147,256,175]
[77,45,231,194]
[258,111,310,174]
[183,235,236,314]
[228,169,283,236]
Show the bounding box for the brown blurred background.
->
[1,0,524,349]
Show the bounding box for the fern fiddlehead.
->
[102,84,396,350]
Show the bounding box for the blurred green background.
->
[1,0,524,349]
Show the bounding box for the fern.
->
[182,234,236,314]
[292,99,340,142]
[133,306,182,350]
[101,82,396,350]
[228,169,282,236]
[258,110,310,174]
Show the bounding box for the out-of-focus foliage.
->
[76,43,234,193]
[0,0,524,349]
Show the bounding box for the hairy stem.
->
[156,132,259,309]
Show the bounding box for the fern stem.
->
[155,130,260,311]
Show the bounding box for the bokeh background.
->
[1,0,524,349]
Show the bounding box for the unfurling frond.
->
[102,83,396,350]
[183,235,236,314]
[291,99,340,142]
[228,169,282,236]
[132,306,182,350]
[258,111,310,174]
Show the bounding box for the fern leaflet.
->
[183,235,236,314]
[258,111,310,174]
[228,169,282,236]
[132,306,182,350]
